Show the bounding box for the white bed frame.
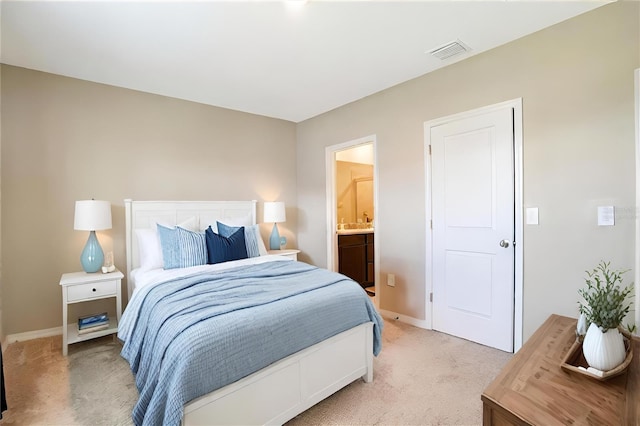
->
[123,199,374,425]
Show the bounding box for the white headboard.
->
[124,199,257,299]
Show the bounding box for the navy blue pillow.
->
[217,221,261,258]
[205,226,248,264]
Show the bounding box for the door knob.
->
[499,239,510,248]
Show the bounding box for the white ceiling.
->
[1,1,610,123]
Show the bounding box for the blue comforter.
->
[118,260,383,426]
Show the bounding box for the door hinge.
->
[430,292,433,302]
[430,219,433,229]
[428,145,432,155]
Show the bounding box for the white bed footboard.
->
[183,322,374,425]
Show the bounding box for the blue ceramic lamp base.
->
[81,230,104,273]
[269,223,281,250]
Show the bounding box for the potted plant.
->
[578,261,634,371]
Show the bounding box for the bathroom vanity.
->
[337,230,374,291]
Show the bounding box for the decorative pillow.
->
[221,214,253,227]
[157,224,180,269]
[217,222,266,258]
[203,214,253,233]
[135,228,163,271]
[136,216,198,270]
[254,227,268,256]
[205,226,248,264]
[157,225,207,269]
[176,227,207,267]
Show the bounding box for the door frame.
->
[325,135,379,307]
[634,68,639,330]
[424,98,524,351]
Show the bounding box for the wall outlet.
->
[387,273,395,287]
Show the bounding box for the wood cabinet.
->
[338,233,374,289]
[482,314,639,425]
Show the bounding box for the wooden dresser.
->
[482,314,639,425]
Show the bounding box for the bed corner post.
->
[124,199,133,301]
[364,322,374,383]
[251,200,257,225]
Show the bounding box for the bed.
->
[118,199,383,426]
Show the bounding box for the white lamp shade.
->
[264,201,286,223]
[74,200,112,231]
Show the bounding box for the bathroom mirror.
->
[355,178,373,223]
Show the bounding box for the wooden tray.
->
[561,334,633,381]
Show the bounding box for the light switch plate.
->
[597,206,615,226]
[387,274,395,287]
[526,207,539,225]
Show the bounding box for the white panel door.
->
[431,107,514,352]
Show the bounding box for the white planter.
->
[582,323,626,371]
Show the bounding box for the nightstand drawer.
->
[67,280,117,302]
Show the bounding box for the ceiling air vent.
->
[428,40,471,60]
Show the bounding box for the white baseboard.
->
[378,309,431,329]
[3,312,431,346]
[5,326,62,344]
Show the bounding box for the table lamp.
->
[74,200,112,273]
[263,201,286,250]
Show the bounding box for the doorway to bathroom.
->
[326,136,378,304]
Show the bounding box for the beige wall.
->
[297,2,639,341]
[1,66,297,335]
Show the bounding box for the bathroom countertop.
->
[336,228,374,235]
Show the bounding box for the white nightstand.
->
[59,269,123,356]
[267,249,300,261]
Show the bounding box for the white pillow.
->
[135,228,163,271]
[136,216,198,270]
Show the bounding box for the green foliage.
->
[578,261,634,332]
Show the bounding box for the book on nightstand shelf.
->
[77,323,109,335]
[78,312,108,327]
[77,312,110,334]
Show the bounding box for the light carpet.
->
[1,318,511,425]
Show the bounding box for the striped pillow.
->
[217,222,262,258]
[176,227,207,268]
[157,224,207,269]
